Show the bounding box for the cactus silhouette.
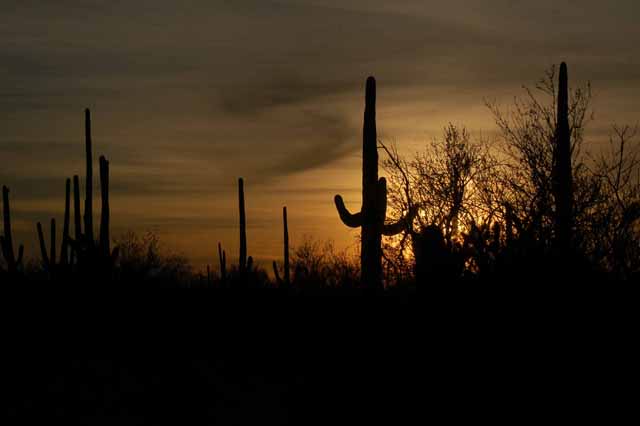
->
[0,186,24,276]
[273,206,290,288]
[334,77,416,289]
[71,175,81,265]
[238,178,249,275]
[218,242,227,282]
[36,178,72,277]
[84,108,94,243]
[99,156,111,257]
[62,177,71,264]
[69,109,118,279]
[553,62,573,252]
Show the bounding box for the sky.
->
[2,0,639,270]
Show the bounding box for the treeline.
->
[1,62,638,287]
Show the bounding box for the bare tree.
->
[382,65,640,280]
[381,124,500,279]
[486,65,593,246]
[585,125,640,277]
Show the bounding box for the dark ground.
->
[2,291,635,425]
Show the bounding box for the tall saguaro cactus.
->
[1,186,24,275]
[334,77,415,289]
[553,62,573,252]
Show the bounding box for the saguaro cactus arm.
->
[37,217,63,274]
[2,186,16,266]
[61,178,70,265]
[1,186,24,273]
[99,156,110,256]
[382,211,418,236]
[334,195,363,228]
[37,221,52,270]
[73,175,82,240]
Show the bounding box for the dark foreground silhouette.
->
[4,295,634,426]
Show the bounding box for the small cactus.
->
[273,206,290,288]
[71,175,81,266]
[218,242,227,282]
[99,156,111,257]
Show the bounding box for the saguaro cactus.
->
[70,109,118,277]
[273,206,290,287]
[62,177,70,264]
[84,108,94,243]
[334,77,415,289]
[238,177,248,274]
[553,62,573,251]
[1,186,24,275]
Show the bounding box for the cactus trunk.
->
[72,175,81,265]
[283,206,290,286]
[84,108,94,243]
[50,218,56,268]
[61,178,70,265]
[273,206,290,287]
[238,178,247,272]
[360,77,382,287]
[99,156,110,256]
